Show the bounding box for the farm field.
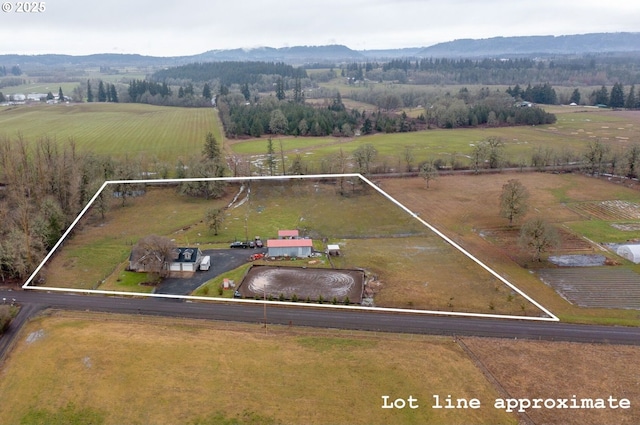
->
[39,178,545,317]
[380,172,640,325]
[2,311,639,425]
[463,336,640,425]
[0,103,222,163]
[0,312,517,425]
[227,108,640,172]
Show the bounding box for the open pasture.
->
[0,312,517,425]
[38,178,545,317]
[380,172,640,324]
[0,103,221,163]
[229,109,640,171]
[463,336,640,425]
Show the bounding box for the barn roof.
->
[278,230,299,238]
[267,239,313,248]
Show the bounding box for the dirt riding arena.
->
[238,266,364,303]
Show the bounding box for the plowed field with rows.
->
[570,200,640,221]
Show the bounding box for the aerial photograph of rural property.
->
[1,1,640,424]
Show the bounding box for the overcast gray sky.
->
[1,0,639,56]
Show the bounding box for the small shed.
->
[617,245,640,264]
[327,244,341,256]
[278,230,299,239]
[267,239,313,258]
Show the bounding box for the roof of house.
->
[278,230,299,238]
[267,239,313,248]
[173,247,201,263]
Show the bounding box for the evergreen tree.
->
[202,83,212,99]
[109,84,119,102]
[97,81,107,102]
[625,85,636,109]
[594,85,609,105]
[610,83,625,108]
[275,77,285,101]
[569,88,581,104]
[266,137,276,176]
[202,132,221,161]
[58,87,64,101]
[87,80,94,102]
[241,83,250,101]
[292,77,303,103]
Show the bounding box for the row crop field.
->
[0,103,221,162]
[570,200,640,221]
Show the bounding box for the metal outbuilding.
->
[267,238,313,258]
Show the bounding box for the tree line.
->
[151,61,307,86]
[347,54,640,86]
[0,132,226,282]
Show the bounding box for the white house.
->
[129,247,203,273]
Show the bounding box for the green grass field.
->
[228,108,640,171]
[0,103,222,163]
[42,179,543,316]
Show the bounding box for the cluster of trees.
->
[218,91,424,139]
[0,132,228,282]
[127,79,169,102]
[87,80,118,103]
[506,83,557,104]
[341,54,640,86]
[0,137,107,281]
[583,140,640,178]
[0,65,22,76]
[426,90,556,129]
[589,83,639,108]
[151,61,307,86]
[122,78,212,107]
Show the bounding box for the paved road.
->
[1,289,639,353]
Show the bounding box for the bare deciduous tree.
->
[131,235,177,279]
[500,179,529,226]
[518,217,559,262]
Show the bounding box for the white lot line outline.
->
[23,173,559,322]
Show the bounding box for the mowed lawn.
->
[0,103,221,162]
[0,312,516,425]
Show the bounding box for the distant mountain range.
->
[3,32,640,69]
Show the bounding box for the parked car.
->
[230,241,249,249]
[254,237,263,248]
